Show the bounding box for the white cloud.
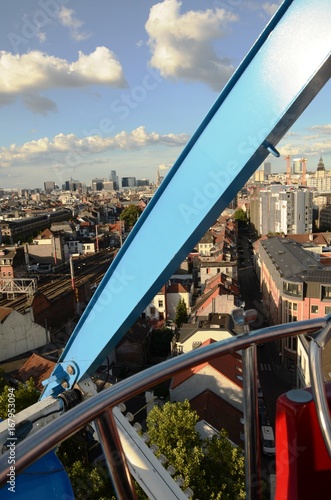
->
[310,124,331,135]
[37,30,47,44]
[262,3,281,17]
[278,124,331,159]
[0,126,189,168]
[279,140,331,159]
[0,47,127,113]
[57,7,91,41]
[145,0,238,91]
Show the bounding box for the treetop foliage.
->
[146,400,245,499]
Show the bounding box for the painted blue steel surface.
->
[0,451,74,499]
[42,0,331,397]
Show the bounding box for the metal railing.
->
[0,315,330,499]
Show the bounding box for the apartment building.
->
[0,209,71,243]
[254,186,313,236]
[258,236,331,375]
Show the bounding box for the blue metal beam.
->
[42,0,331,397]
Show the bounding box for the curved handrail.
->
[0,315,329,490]
[309,320,331,458]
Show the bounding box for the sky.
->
[0,0,330,190]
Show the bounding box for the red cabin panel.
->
[275,384,331,499]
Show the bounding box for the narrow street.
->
[237,227,292,481]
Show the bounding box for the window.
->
[158,300,163,308]
[286,337,297,351]
[150,306,156,315]
[321,285,331,300]
[283,281,302,297]
[311,305,319,314]
[325,306,331,314]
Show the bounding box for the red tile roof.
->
[285,233,328,245]
[171,339,242,389]
[17,353,56,391]
[0,307,13,323]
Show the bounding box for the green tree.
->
[57,429,116,499]
[145,400,246,499]
[66,460,115,500]
[234,208,248,227]
[0,370,116,499]
[202,431,245,499]
[175,298,188,327]
[120,205,142,231]
[146,400,204,494]
[0,372,39,420]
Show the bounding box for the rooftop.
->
[261,237,324,280]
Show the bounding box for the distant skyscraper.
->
[293,158,303,174]
[64,178,80,191]
[262,162,271,176]
[136,179,149,187]
[258,186,313,235]
[91,178,104,191]
[103,181,115,191]
[156,170,164,186]
[44,181,55,194]
[109,170,118,190]
[122,177,136,188]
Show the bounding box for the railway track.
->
[0,250,116,312]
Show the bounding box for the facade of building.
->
[109,170,118,190]
[0,307,49,362]
[64,179,81,191]
[198,232,214,256]
[121,177,136,188]
[44,181,55,194]
[91,178,105,191]
[257,186,313,236]
[27,229,68,265]
[0,209,71,243]
[67,240,96,255]
[275,189,313,234]
[143,277,193,323]
[170,338,244,446]
[258,236,331,376]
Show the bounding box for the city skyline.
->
[0,0,330,190]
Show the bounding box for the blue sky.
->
[0,0,330,189]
